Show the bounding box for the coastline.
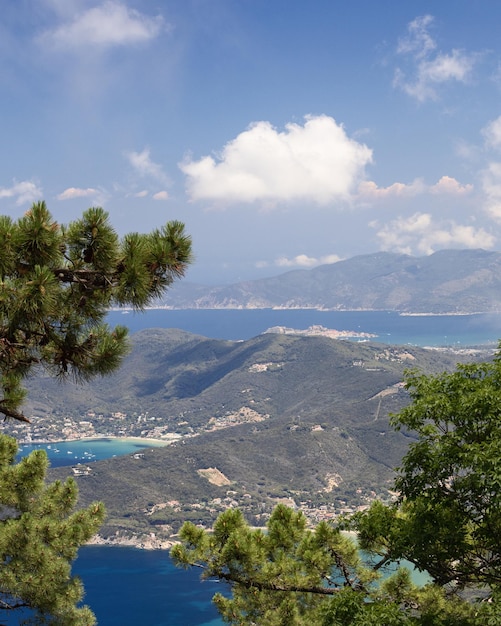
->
[88,532,175,551]
[111,306,499,315]
[19,435,176,446]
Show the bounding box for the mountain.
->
[32,328,479,542]
[161,249,501,313]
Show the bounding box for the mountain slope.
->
[36,328,478,541]
[162,249,501,312]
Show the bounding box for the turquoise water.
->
[17,438,167,468]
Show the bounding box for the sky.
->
[3,1,501,285]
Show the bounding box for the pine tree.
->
[0,202,192,623]
[0,201,192,422]
[0,435,104,624]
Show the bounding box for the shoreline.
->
[18,435,175,446]
[110,306,500,315]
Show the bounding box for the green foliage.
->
[173,347,501,624]
[0,433,105,624]
[172,504,400,625]
[0,201,192,421]
[355,352,501,589]
[0,203,191,621]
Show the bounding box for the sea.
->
[13,308,501,625]
[106,308,501,347]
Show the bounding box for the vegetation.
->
[44,332,474,541]
[356,352,501,590]
[0,202,192,622]
[0,435,104,625]
[172,350,501,624]
[0,201,192,423]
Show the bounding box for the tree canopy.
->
[0,201,192,422]
[0,202,192,622]
[356,354,501,590]
[172,350,501,624]
[0,435,104,625]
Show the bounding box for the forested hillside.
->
[32,328,482,543]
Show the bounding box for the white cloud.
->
[275,253,342,268]
[0,181,42,205]
[483,116,501,151]
[43,1,165,50]
[372,212,494,255]
[397,15,436,59]
[180,115,373,206]
[57,187,98,200]
[430,176,473,195]
[126,148,170,185]
[152,190,169,201]
[394,15,477,101]
[358,179,425,199]
[481,162,501,221]
[358,175,472,199]
[57,186,109,205]
[134,190,148,198]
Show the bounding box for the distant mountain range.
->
[161,249,501,313]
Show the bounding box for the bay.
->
[17,437,168,468]
[107,308,501,346]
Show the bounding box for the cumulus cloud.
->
[57,187,98,200]
[0,181,42,205]
[275,253,342,269]
[57,186,109,205]
[359,175,472,199]
[358,179,425,199]
[180,115,373,206]
[42,1,165,50]
[430,176,473,194]
[371,212,494,255]
[394,15,477,101]
[126,148,170,185]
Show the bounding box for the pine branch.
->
[0,403,30,423]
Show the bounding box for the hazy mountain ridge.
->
[162,249,501,313]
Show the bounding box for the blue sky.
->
[2,1,501,284]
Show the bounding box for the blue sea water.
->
[107,308,501,347]
[73,547,225,626]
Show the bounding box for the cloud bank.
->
[180,115,373,205]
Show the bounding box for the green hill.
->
[21,328,481,544]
